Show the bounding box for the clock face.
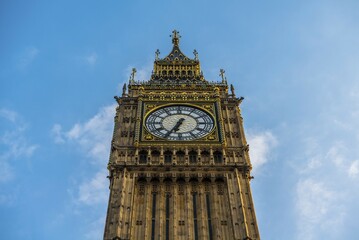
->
[145,105,214,141]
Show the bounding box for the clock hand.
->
[165,118,185,137]
[173,118,185,132]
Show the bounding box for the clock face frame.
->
[145,104,215,141]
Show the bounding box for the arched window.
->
[201,150,210,164]
[213,151,223,164]
[176,150,185,164]
[177,178,185,195]
[164,150,172,164]
[137,178,147,195]
[162,70,167,75]
[189,150,197,164]
[215,178,225,195]
[151,150,160,163]
[188,70,193,76]
[139,150,148,164]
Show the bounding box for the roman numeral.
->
[163,108,171,115]
[189,109,195,115]
[152,113,163,118]
[148,121,162,125]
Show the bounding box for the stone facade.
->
[103,30,260,240]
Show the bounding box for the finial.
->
[170,30,181,46]
[155,49,160,60]
[220,69,227,83]
[230,84,235,96]
[193,49,198,60]
[122,83,127,96]
[130,68,136,83]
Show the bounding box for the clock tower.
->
[104,30,260,240]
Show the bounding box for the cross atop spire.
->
[170,30,181,46]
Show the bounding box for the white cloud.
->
[51,124,65,143]
[67,123,82,140]
[77,170,108,205]
[246,131,277,172]
[295,179,345,240]
[305,156,322,171]
[326,145,345,167]
[0,108,38,183]
[293,140,357,239]
[300,144,345,174]
[52,105,115,207]
[348,160,359,178]
[18,46,39,69]
[85,52,97,65]
[1,129,38,159]
[52,104,116,163]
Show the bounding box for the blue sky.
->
[1,0,359,239]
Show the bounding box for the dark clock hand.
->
[165,118,185,138]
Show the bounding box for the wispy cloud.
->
[51,124,65,144]
[85,52,98,66]
[246,130,277,173]
[295,178,345,240]
[77,170,108,205]
[52,104,115,207]
[0,108,38,184]
[17,46,39,69]
[348,160,359,178]
[293,140,356,239]
[52,104,115,163]
[52,105,114,235]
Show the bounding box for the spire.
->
[193,49,199,60]
[122,83,127,96]
[129,68,136,84]
[150,30,205,83]
[170,30,181,46]
[219,69,227,84]
[155,49,160,60]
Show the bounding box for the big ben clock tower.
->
[104,30,260,240]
